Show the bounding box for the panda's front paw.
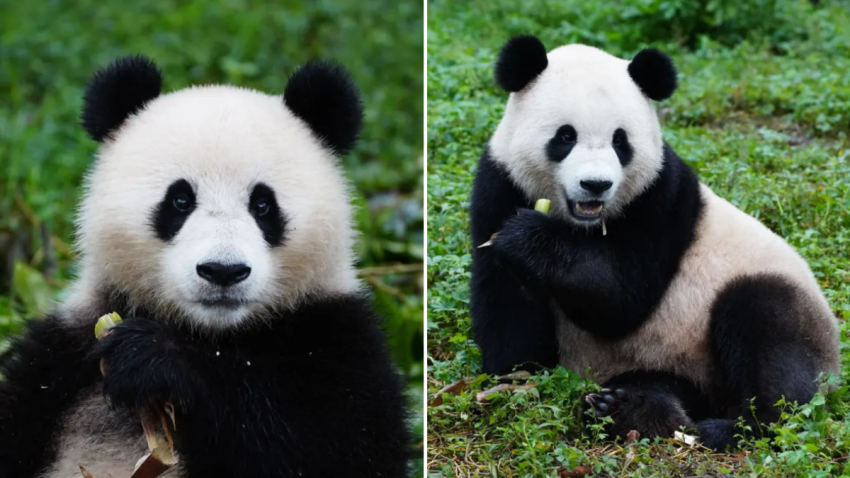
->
[491,208,559,282]
[93,318,202,411]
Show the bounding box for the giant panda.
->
[0,55,410,477]
[470,36,840,450]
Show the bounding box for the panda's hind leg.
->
[585,371,712,440]
[701,273,829,450]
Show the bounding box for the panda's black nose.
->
[580,180,613,195]
[197,262,251,286]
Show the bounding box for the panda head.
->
[73,55,363,329]
[489,36,678,227]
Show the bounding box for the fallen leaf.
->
[497,371,532,381]
[429,377,473,407]
[79,465,96,478]
[475,382,537,402]
[559,465,591,477]
[728,451,750,462]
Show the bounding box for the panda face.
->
[490,43,675,228]
[77,85,359,329]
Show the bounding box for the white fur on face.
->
[71,85,360,329]
[490,44,664,226]
[555,143,624,209]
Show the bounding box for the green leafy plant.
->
[428,0,850,476]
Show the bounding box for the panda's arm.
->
[94,299,410,477]
[0,317,100,478]
[470,150,560,376]
[490,207,670,338]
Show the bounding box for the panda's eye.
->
[556,125,577,144]
[613,129,628,147]
[172,195,192,212]
[253,200,271,216]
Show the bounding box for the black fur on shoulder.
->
[0,317,100,478]
[284,60,363,156]
[494,35,549,92]
[628,48,678,101]
[81,55,163,142]
[470,148,559,375]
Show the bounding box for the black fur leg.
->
[707,274,827,450]
[696,419,740,450]
[585,371,711,440]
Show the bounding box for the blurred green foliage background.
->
[0,0,423,473]
[428,0,850,476]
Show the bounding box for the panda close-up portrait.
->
[470,35,840,450]
[0,56,410,477]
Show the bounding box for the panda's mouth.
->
[198,297,246,309]
[568,200,604,220]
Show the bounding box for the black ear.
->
[628,49,677,101]
[283,61,363,156]
[81,55,163,142]
[495,35,548,92]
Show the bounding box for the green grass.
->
[0,1,423,474]
[427,0,850,476]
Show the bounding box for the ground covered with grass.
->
[0,1,423,474]
[427,0,850,476]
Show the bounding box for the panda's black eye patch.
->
[249,183,287,247]
[151,179,195,241]
[546,124,578,163]
[612,128,633,166]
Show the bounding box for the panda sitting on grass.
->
[470,35,840,450]
[0,56,410,478]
